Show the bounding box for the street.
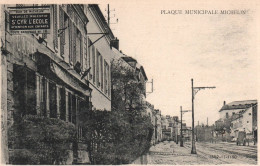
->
[132,141,257,165]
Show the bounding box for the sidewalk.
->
[132,140,257,165]
[147,141,212,165]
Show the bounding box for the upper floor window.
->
[92,45,96,84]
[100,56,103,90]
[107,64,111,97]
[104,61,108,94]
[75,28,82,69]
[96,51,100,87]
[60,8,70,58]
[53,5,58,50]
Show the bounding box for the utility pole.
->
[180,106,191,147]
[107,4,110,27]
[191,78,215,154]
[191,79,196,154]
[180,106,182,146]
[176,122,178,144]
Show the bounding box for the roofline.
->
[73,5,89,24]
[140,66,148,81]
[88,4,115,41]
[219,102,257,112]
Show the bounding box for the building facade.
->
[154,109,162,143]
[217,100,257,142]
[230,103,258,141]
[1,4,116,164]
[219,100,257,120]
[86,5,115,111]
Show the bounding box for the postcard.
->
[0,0,258,165]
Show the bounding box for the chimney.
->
[223,101,226,106]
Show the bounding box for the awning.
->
[35,51,91,96]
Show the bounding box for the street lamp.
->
[180,106,191,147]
[191,78,215,154]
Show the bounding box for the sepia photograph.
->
[0,0,259,165]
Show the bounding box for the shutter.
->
[53,5,58,49]
[59,7,65,56]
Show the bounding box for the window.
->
[92,45,95,83]
[49,81,57,118]
[87,38,91,70]
[68,92,77,124]
[84,37,88,70]
[71,95,76,124]
[69,21,76,65]
[232,112,235,115]
[100,56,103,90]
[13,65,37,116]
[76,28,82,68]
[59,9,71,63]
[226,112,229,118]
[39,77,47,116]
[53,5,58,49]
[60,7,65,57]
[68,92,72,122]
[247,121,249,123]
[108,65,110,97]
[96,51,100,86]
[59,88,66,121]
[104,61,108,94]
[249,113,251,115]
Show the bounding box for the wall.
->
[1,5,8,163]
[2,5,91,164]
[219,108,244,119]
[231,107,253,138]
[86,6,112,111]
[242,107,253,134]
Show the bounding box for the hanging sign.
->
[9,6,51,35]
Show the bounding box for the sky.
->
[2,0,258,126]
[98,1,259,126]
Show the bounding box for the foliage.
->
[111,59,146,113]
[8,115,77,165]
[79,58,153,164]
[215,118,232,135]
[80,109,153,164]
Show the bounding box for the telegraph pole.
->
[107,4,110,27]
[191,79,196,154]
[191,78,215,154]
[180,106,183,147]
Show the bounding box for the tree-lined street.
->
[133,141,257,165]
[1,3,258,165]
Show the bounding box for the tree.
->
[111,59,146,114]
[214,118,232,140]
[79,58,153,164]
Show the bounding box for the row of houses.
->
[143,103,192,145]
[216,100,257,142]
[0,4,155,164]
[193,100,257,143]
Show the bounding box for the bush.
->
[80,109,153,164]
[8,115,77,165]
